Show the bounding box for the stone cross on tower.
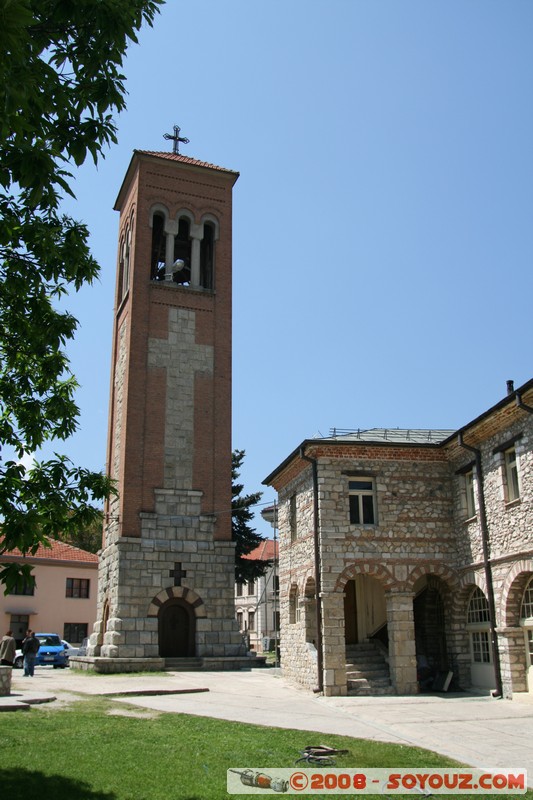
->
[169,562,187,587]
[163,124,190,154]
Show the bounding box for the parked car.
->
[61,640,79,661]
[77,637,90,656]
[13,633,68,669]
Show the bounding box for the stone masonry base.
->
[70,655,261,673]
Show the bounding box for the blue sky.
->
[57,0,532,537]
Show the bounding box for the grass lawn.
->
[0,695,529,800]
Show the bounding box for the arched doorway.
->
[466,586,496,690]
[158,599,196,657]
[344,575,387,645]
[520,576,533,693]
[414,575,449,678]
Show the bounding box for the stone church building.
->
[264,378,533,698]
[78,148,248,671]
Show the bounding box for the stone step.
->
[346,667,390,680]
[346,642,379,654]
[164,658,203,671]
[345,641,394,696]
[347,672,391,685]
[346,654,387,668]
[347,680,396,696]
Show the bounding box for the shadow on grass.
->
[0,768,117,800]
[0,769,206,800]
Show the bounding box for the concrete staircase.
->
[346,641,395,696]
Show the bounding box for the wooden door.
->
[159,602,194,657]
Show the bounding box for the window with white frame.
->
[471,630,491,663]
[467,587,490,624]
[289,494,298,542]
[467,587,492,664]
[349,479,376,525]
[504,446,520,503]
[521,577,533,621]
[248,610,255,631]
[464,469,476,519]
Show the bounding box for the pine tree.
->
[232,449,271,582]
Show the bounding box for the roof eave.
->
[440,376,533,446]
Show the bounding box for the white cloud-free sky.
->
[57,0,532,536]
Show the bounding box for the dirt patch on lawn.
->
[107,708,161,719]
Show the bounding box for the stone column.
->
[163,234,175,280]
[0,665,12,696]
[321,592,347,696]
[386,590,418,694]
[190,225,203,288]
[498,626,527,697]
[164,219,179,281]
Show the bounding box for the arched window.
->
[466,587,491,667]
[200,221,215,290]
[119,211,134,298]
[467,587,490,624]
[304,577,317,644]
[521,576,533,693]
[172,217,191,284]
[521,577,533,621]
[289,584,299,625]
[150,212,166,280]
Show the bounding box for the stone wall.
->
[273,401,533,697]
[90,484,244,661]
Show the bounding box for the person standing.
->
[22,630,40,677]
[0,630,16,666]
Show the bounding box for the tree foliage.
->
[57,509,104,554]
[0,0,163,591]
[232,449,271,582]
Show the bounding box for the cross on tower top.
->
[163,124,190,155]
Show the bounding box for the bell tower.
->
[86,144,247,668]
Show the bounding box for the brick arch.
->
[147,586,207,618]
[406,562,459,593]
[304,575,316,598]
[149,201,169,225]
[334,561,397,592]
[408,564,462,638]
[459,571,487,593]
[454,572,489,623]
[283,571,314,597]
[200,212,220,240]
[501,559,533,627]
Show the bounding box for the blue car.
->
[34,633,69,668]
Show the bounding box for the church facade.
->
[264,379,533,697]
[79,150,248,671]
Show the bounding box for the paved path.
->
[5,667,533,787]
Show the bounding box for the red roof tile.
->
[1,538,98,564]
[243,539,278,561]
[135,150,239,175]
